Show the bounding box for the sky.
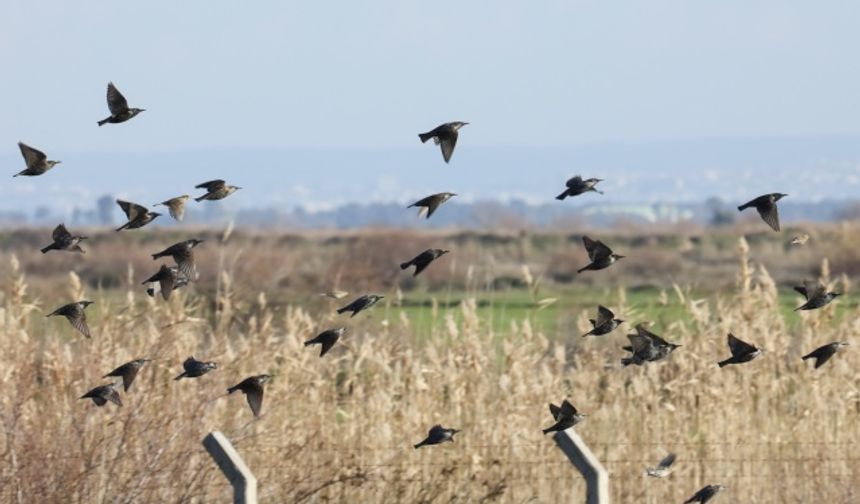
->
[2,1,860,214]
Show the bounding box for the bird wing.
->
[106,82,129,114]
[67,309,91,338]
[173,247,197,281]
[428,425,446,439]
[18,142,47,168]
[182,357,197,371]
[658,452,677,469]
[440,131,458,163]
[246,384,264,417]
[756,200,781,231]
[596,305,614,326]
[104,386,123,407]
[803,280,826,301]
[166,198,187,221]
[159,268,177,301]
[548,403,561,420]
[582,236,612,262]
[52,224,72,242]
[566,176,583,189]
[196,179,226,192]
[793,285,809,300]
[627,333,652,353]
[117,200,147,221]
[114,363,141,391]
[559,399,578,417]
[727,333,757,356]
[810,346,836,369]
[426,195,443,218]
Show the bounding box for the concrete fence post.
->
[553,429,610,504]
[203,431,258,504]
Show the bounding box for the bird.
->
[621,324,681,366]
[790,233,809,246]
[645,453,677,478]
[103,358,151,392]
[152,239,203,281]
[413,425,460,449]
[418,122,468,163]
[41,224,87,254]
[304,327,346,357]
[175,357,218,380]
[337,294,384,317]
[542,400,586,434]
[802,342,849,369]
[578,236,625,273]
[738,193,787,232]
[582,305,624,337]
[400,249,450,276]
[717,333,762,368]
[408,192,457,219]
[683,484,726,503]
[144,266,188,298]
[556,176,603,200]
[97,82,145,126]
[115,200,161,231]
[154,195,191,221]
[142,265,184,301]
[80,383,122,408]
[14,142,61,177]
[794,280,841,311]
[195,180,241,202]
[47,301,94,338]
[227,375,272,417]
[319,289,349,300]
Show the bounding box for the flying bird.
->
[98,82,145,126]
[47,301,94,338]
[578,236,625,273]
[543,400,586,434]
[582,305,624,337]
[802,342,849,369]
[790,234,809,246]
[414,425,460,449]
[683,484,726,503]
[103,358,151,392]
[337,294,384,317]
[304,327,346,357]
[227,375,272,417]
[418,122,468,163]
[152,239,203,281]
[41,224,87,254]
[400,249,449,277]
[408,192,457,219]
[195,180,241,202]
[116,200,161,231]
[738,193,787,232]
[319,289,349,300]
[155,195,191,221]
[175,357,218,380]
[794,280,841,311]
[556,176,603,200]
[142,265,185,301]
[646,453,677,478]
[621,324,681,366]
[14,142,61,177]
[717,333,762,368]
[81,383,122,408]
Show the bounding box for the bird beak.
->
[616,255,626,259]
[462,122,470,126]
[56,160,63,164]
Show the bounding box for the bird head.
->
[443,192,457,200]
[229,185,242,192]
[437,249,451,256]
[668,343,682,352]
[612,254,626,260]
[451,121,469,130]
[335,327,348,335]
[206,361,219,370]
[773,193,788,201]
[189,238,205,247]
[586,178,603,183]
[135,358,152,365]
[130,108,145,116]
[614,319,625,325]
[81,300,95,308]
[373,294,385,301]
[837,341,851,348]
[47,160,62,168]
[150,212,163,218]
[180,195,190,200]
[257,374,273,384]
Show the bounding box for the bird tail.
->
[227,386,237,394]
[577,265,590,274]
[718,359,730,368]
[97,118,109,127]
[621,357,634,367]
[400,261,411,270]
[581,332,593,338]
[336,307,347,314]
[115,223,129,232]
[737,203,750,211]
[801,353,813,360]
[413,441,426,449]
[303,339,315,347]
[152,252,166,260]
[555,190,569,201]
[542,427,554,435]
[174,372,186,380]
[41,244,56,254]
[418,132,433,143]
[195,195,206,202]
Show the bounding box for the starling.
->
[155,195,191,221]
[14,142,61,177]
[337,294,384,317]
[578,236,625,273]
[645,453,677,478]
[195,179,241,202]
[47,300,94,338]
[319,289,349,300]
[227,375,272,417]
[790,233,809,246]
[418,122,468,163]
[738,193,787,232]
[304,327,346,357]
[802,342,849,369]
[103,358,151,392]
[81,383,122,408]
[175,356,218,380]
[794,280,841,311]
[152,239,203,281]
[582,305,624,337]
[543,400,586,434]
[116,200,161,231]
[142,265,185,301]
[717,333,762,368]
[413,425,460,449]
[97,82,145,126]
[408,192,457,219]
[145,266,189,298]
[621,324,681,366]
[41,224,87,254]
[683,484,726,504]
[400,249,450,277]
[556,176,603,200]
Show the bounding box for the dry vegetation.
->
[1,226,860,502]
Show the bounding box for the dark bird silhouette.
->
[683,484,726,503]
[738,193,786,231]
[718,333,762,368]
[98,82,144,126]
[103,358,151,392]
[142,265,184,301]
[47,301,94,338]
[41,224,87,254]
[543,400,586,434]
[14,142,61,177]
[621,324,681,366]
[304,327,346,357]
[195,179,241,202]
[152,239,203,281]
[556,176,603,200]
[408,192,456,219]
[401,249,449,276]
[578,236,625,273]
[155,195,190,221]
[646,453,677,478]
[414,425,460,449]
[794,280,841,311]
[116,200,161,231]
[802,342,849,369]
[227,375,272,417]
[582,305,624,337]
[175,357,218,380]
[418,122,468,163]
[81,383,122,408]
[337,294,384,317]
